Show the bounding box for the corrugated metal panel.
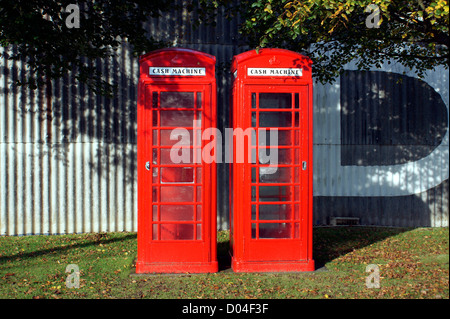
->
[312,61,448,227]
[0,3,248,235]
[0,3,448,235]
[0,43,138,236]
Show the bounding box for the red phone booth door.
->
[244,85,311,263]
[144,84,213,265]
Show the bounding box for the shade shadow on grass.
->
[216,227,411,271]
[0,233,137,265]
[1,227,410,272]
[312,226,411,268]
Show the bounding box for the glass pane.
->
[152,205,158,221]
[258,129,279,147]
[259,129,292,146]
[161,167,194,183]
[152,149,158,164]
[152,111,158,126]
[160,186,193,202]
[160,224,194,240]
[251,112,257,127]
[259,112,292,127]
[251,167,257,183]
[294,148,301,164]
[258,186,291,202]
[152,92,158,108]
[160,148,193,165]
[259,167,291,183]
[152,167,158,183]
[160,129,192,146]
[294,222,300,238]
[152,224,158,240]
[294,204,300,220]
[251,186,257,202]
[278,130,292,146]
[258,148,291,165]
[196,205,202,221]
[258,148,279,165]
[294,167,300,183]
[160,110,199,127]
[160,205,194,221]
[294,186,300,201]
[295,113,300,127]
[259,204,292,220]
[251,223,257,239]
[160,92,194,108]
[152,130,158,145]
[259,223,292,239]
[197,92,202,109]
[259,93,292,109]
[277,149,292,165]
[196,224,202,240]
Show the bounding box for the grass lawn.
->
[0,227,448,299]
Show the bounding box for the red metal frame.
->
[136,48,217,273]
[230,49,314,272]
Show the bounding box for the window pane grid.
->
[250,92,302,240]
[150,90,204,241]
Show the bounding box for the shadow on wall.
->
[313,68,448,227]
[3,43,138,171]
[314,179,449,227]
[336,70,448,227]
[340,70,448,166]
[3,39,244,233]
[3,51,448,231]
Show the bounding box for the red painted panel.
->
[136,48,217,273]
[230,49,314,272]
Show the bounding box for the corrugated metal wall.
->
[1,3,448,235]
[0,43,139,235]
[313,62,448,227]
[0,2,249,235]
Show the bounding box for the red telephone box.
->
[136,48,218,273]
[229,48,314,272]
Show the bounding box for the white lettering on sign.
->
[247,68,302,77]
[149,67,206,76]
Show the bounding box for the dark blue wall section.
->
[340,70,448,166]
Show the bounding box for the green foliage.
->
[0,0,173,95]
[235,0,449,83]
[2,0,448,92]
